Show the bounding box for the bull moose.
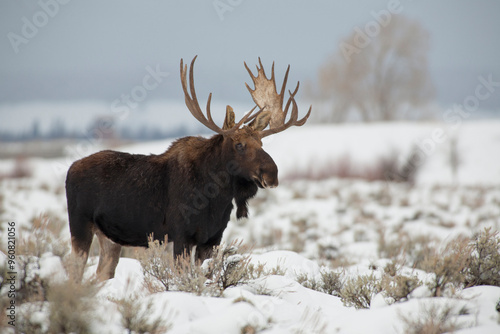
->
[66,57,311,281]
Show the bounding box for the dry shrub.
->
[15,274,102,333]
[383,259,400,277]
[296,273,322,292]
[399,302,469,334]
[381,269,421,304]
[296,269,343,297]
[0,156,33,180]
[317,241,340,261]
[340,273,382,309]
[256,227,282,248]
[289,219,309,253]
[203,240,253,295]
[378,228,438,269]
[113,294,173,334]
[320,270,343,296]
[2,242,101,332]
[138,236,176,293]
[173,252,207,296]
[266,261,288,276]
[15,256,47,304]
[138,237,206,295]
[19,213,69,258]
[284,154,352,181]
[380,260,422,303]
[138,237,254,296]
[241,324,257,334]
[16,301,48,334]
[380,228,500,298]
[327,254,353,269]
[420,237,471,297]
[29,212,66,236]
[284,149,422,184]
[46,279,101,334]
[465,227,500,287]
[384,146,423,185]
[245,262,268,279]
[246,259,288,279]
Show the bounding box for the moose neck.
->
[194,134,237,194]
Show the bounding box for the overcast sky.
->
[1,0,499,110]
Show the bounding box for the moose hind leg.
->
[96,230,122,281]
[68,219,94,283]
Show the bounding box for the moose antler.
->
[244,58,311,137]
[180,56,261,134]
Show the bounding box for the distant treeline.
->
[0,118,200,142]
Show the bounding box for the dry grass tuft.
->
[112,293,173,334]
[296,269,343,298]
[340,273,382,309]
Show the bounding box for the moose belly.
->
[92,200,168,247]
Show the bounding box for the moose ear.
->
[249,110,271,131]
[223,105,235,130]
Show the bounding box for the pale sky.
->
[1,0,499,108]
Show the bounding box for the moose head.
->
[180,56,311,191]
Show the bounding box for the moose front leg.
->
[196,228,225,262]
[173,236,190,258]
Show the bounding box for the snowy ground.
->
[1,120,500,333]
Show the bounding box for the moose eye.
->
[235,143,245,151]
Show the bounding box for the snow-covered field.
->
[1,120,500,333]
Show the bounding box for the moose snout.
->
[255,150,279,189]
[262,168,278,188]
[255,157,278,189]
[253,168,278,189]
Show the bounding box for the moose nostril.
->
[271,178,279,188]
[261,170,279,188]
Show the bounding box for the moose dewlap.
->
[66,56,311,282]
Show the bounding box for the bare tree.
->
[314,15,435,122]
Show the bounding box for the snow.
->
[262,121,500,185]
[38,253,66,284]
[91,258,146,300]
[68,253,497,333]
[1,119,500,333]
